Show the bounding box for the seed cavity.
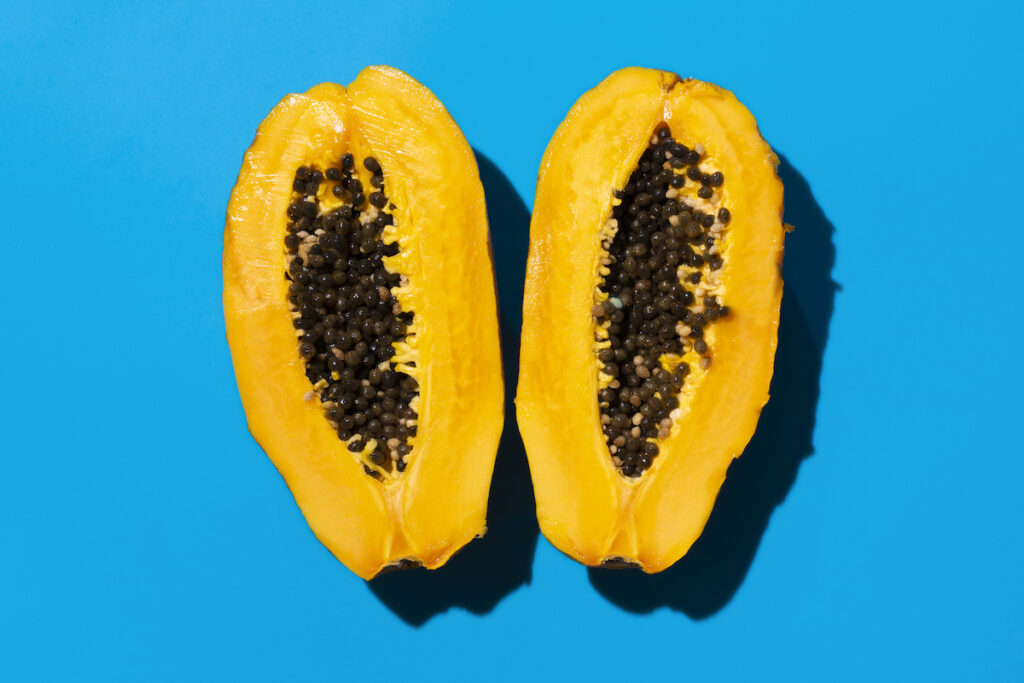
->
[285,154,419,478]
[594,126,731,478]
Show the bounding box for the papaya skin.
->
[224,66,503,579]
[516,67,784,572]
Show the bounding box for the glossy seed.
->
[593,126,730,475]
[286,162,418,475]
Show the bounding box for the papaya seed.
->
[593,126,732,476]
[284,159,419,476]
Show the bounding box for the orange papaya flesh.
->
[224,67,503,579]
[517,68,784,572]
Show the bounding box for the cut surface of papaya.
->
[224,66,503,579]
[517,67,784,572]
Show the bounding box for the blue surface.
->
[2,1,1022,680]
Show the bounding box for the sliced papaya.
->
[517,68,784,572]
[224,66,503,579]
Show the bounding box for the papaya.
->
[223,66,503,579]
[517,68,784,572]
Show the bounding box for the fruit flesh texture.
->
[224,67,503,579]
[517,68,784,572]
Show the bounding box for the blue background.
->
[2,1,1022,680]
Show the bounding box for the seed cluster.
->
[285,154,418,476]
[595,126,731,477]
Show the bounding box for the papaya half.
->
[517,68,784,571]
[224,66,503,579]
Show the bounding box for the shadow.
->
[367,151,538,626]
[588,154,838,618]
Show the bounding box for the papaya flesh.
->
[224,66,503,579]
[517,68,784,572]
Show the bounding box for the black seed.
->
[710,171,724,187]
[594,132,728,475]
[718,207,730,223]
[282,167,419,469]
[364,156,382,174]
